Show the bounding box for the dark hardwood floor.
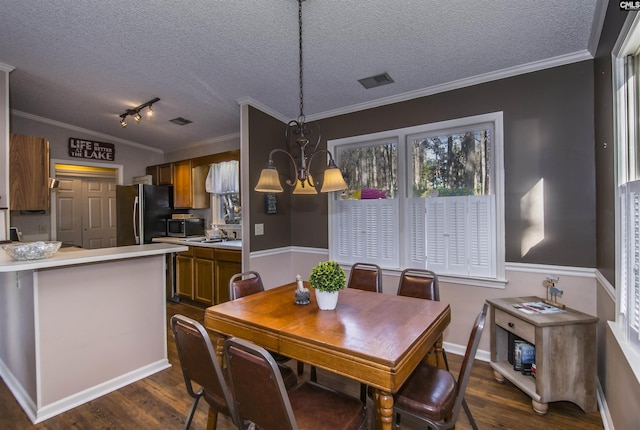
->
[0,300,604,429]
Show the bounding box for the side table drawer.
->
[494,309,535,343]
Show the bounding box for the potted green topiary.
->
[308,260,346,310]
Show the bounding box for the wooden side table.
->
[486,297,598,414]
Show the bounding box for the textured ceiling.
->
[0,0,604,153]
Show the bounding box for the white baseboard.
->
[0,357,170,424]
[597,379,614,430]
[0,358,38,423]
[443,342,490,363]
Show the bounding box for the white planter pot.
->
[314,289,339,310]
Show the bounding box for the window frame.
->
[613,11,640,361]
[328,112,505,287]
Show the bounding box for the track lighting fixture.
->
[118,97,160,127]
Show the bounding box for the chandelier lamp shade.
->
[119,97,160,128]
[254,0,347,195]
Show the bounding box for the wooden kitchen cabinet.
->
[176,246,240,305]
[175,248,194,300]
[487,296,598,415]
[145,160,209,209]
[214,248,241,304]
[145,165,158,185]
[194,247,215,305]
[157,163,173,185]
[191,164,210,209]
[9,133,50,210]
[172,160,192,208]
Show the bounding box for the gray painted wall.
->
[249,61,597,269]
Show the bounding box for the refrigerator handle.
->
[133,196,140,244]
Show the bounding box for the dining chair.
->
[228,270,264,301]
[318,262,382,400]
[347,262,383,293]
[397,268,439,301]
[224,337,366,430]
[389,303,487,430]
[229,271,304,379]
[397,268,448,370]
[170,314,238,430]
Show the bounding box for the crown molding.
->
[11,110,163,154]
[176,132,240,151]
[236,97,289,124]
[0,62,15,73]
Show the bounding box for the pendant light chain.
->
[253,0,348,194]
[298,0,305,123]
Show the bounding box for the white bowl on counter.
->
[1,241,62,260]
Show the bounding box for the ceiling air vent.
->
[169,117,193,126]
[358,72,394,89]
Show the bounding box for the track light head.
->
[117,97,160,129]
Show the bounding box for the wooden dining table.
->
[204,282,451,430]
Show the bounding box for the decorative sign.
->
[265,193,277,214]
[68,138,115,161]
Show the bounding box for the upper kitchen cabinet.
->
[172,160,190,208]
[173,159,209,209]
[146,163,173,186]
[157,163,173,185]
[146,149,238,209]
[10,133,50,211]
[145,165,158,184]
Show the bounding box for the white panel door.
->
[82,179,116,249]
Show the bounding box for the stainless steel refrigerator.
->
[116,184,175,245]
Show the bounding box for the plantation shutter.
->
[622,181,640,348]
[331,199,398,267]
[425,196,495,277]
[426,198,447,273]
[468,195,496,278]
[408,198,426,266]
[334,201,352,263]
[446,197,468,276]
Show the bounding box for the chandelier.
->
[254,0,347,195]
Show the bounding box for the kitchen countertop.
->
[0,243,188,272]
[152,236,242,250]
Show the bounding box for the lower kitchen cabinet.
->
[194,248,215,305]
[176,248,194,300]
[176,246,240,305]
[214,249,241,304]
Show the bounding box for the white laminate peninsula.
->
[152,236,242,250]
[0,243,187,423]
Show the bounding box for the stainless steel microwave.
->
[166,218,205,237]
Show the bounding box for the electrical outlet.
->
[255,223,264,236]
[39,224,47,233]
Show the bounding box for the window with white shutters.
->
[422,195,495,278]
[614,17,640,357]
[328,112,504,283]
[332,199,399,267]
[620,181,640,349]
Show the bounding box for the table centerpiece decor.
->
[308,260,346,310]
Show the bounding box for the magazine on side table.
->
[511,301,565,315]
